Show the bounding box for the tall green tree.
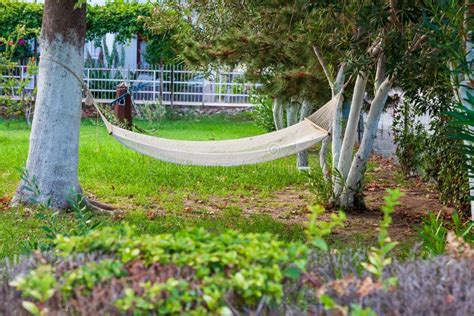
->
[151,0,444,209]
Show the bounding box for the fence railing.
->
[1,65,258,107]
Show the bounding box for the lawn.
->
[0,116,314,259]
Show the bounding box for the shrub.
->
[306,166,334,206]
[1,226,308,315]
[392,97,427,176]
[250,93,276,132]
[419,210,473,257]
[296,255,474,315]
[392,96,470,213]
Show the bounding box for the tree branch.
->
[313,45,334,95]
[375,53,386,94]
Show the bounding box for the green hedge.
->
[0,0,179,64]
[4,225,308,315]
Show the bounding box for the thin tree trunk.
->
[318,64,345,180]
[334,74,368,197]
[374,55,386,94]
[339,78,392,209]
[287,100,301,170]
[320,137,330,179]
[331,65,346,171]
[297,100,313,168]
[273,97,285,130]
[13,0,86,209]
[286,101,299,126]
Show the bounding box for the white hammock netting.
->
[43,57,341,167]
[89,90,341,167]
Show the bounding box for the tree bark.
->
[297,100,313,168]
[319,64,346,179]
[334,74,368,197]
[319,137,330,179]
[339,78,392,209]
[286,101,300,127]
[13,0,86,209]
[331,65,346,176]
[272,97,285,130]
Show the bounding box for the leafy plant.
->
[9,265,56,316]
[447,90,474,206]
[419,211,447,257]
[0,25,37,123]
[419,210,473,257]
[392,97,428,177]
[361,189,402,287]
[18,169,103,253]
[306,165,335,206]
[8,226,309,314]
[250,93,276,132]
[305,205,346,252]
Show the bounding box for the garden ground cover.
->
[0,116,453,259]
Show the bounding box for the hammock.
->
[42,57,339,167]
[90,91,341,166]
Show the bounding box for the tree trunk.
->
[13,0,86,209]
[272,97,285,130]
[339,78,392,209]
[334,74,368,197]
[297,100,313,168]
[286,100,301,167]
[319,136,330,179]
[331,65,346,171]
[286,101,300,127]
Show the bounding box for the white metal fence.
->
[1,65,258,107]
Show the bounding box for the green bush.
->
[7,226,308,315]
[250,93,276,132]
[419,210,473,257]
[392,97,470,212]
[392,98,428,176]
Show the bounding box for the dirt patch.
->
[174,155,454,246]
[181,188,311,222]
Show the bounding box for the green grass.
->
[0,116,314,259]
[0,117,309,202]
[0,116,418,260]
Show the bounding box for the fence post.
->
[202,79,205,107]
[19,66,24,98]
[114,82,132,127]
[218,72,222,103]
[170,65,174,107]
[86,68,90,89]
[153,69,156,103]
[159,61,164,104]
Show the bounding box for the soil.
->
[177,155,455,247]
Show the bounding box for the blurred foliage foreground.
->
[0,190,472,315]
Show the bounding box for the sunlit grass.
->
[0,116,315,259]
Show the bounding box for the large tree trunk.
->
[297,100,313,169]
[339,78,392,209]
[13,0,86,209]
[334,74,368,197]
